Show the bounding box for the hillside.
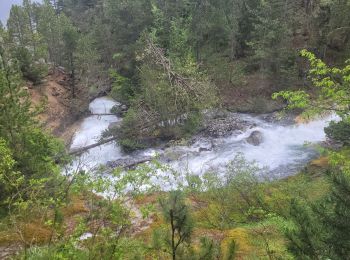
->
[28,69,88,146]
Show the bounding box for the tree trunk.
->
[170,209,176,260]
[70,53,76,98]
[69,137,118,155]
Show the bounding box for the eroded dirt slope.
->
[29,70,86,146]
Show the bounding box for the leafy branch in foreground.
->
[273,50,350,118]
[273,50,350,144]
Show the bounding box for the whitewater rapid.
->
[69,97,337,179]
[68,97,123,171]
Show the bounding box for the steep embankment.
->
[29,70,86,146]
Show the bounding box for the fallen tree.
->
[69,137,118,155]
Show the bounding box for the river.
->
[68,97,337,183]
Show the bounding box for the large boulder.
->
[111,104,128,116]
[246,131,264,146]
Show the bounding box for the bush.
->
[182,111,202,136]
[119,138,146,152]
[110,71,135,104]
[325,120,350,145]
[117,108,149,151]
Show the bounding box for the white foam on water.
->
[69,97,124,171]
[168,114,338,177]
[69,97,339,184]
[89,96,120,114]
[242,117,333,169]
[70,115,120,149]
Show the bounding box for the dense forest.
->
[0,0,350,259]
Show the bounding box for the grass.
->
[0,222,52,246]
[61,196,89,218]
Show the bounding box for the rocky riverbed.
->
[68,97,338,183]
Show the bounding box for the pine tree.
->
[320,170,350,259]
[286,199,326,259]
[0,40,62,179]
[286,170,350,259]
[249,0,297,81]
[62,24,79,98]
[159,191,194,260]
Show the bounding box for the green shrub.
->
[119,138,146,152]
[182,111,202,136]
[110,70,135,104]
[325,120,350,145]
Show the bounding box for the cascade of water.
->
[166,114,338,178]
[69,97,124,171]
[70,97,337,179]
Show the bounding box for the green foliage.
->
[274,50,350,118]
[119,138,146,153]
[197,236,221,260]
[0,52,64,178]
[204,55,246,87]
[284,168,350,259]
[325,120,350,145]
[199,155,267,229]
[6,1,49,83]
[12,47,47,84]
[182,112,202,136]
[110,70,135,104]
[248,0,297,79]
[0,139,21,211]
[104,0,153,74]
[116,37,217,146]
[285,199,326,259]
[225,239,238,260]
[0,43,67,243]
[116,107,149,152]
[159,190,194,260]
[6,0,102,98]
[36,0,64,65]
[319,169,350,259]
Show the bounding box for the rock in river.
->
[246,131,264,146]
[202,116,252,138]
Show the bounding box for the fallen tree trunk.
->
[69,137,118,155]
[90,113,116,116]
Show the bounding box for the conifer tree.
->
[319,170,350,259]
[0,39,62,179]
[286,199,326,259]
[160,191,194,260]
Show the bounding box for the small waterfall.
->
[69,97,125,171]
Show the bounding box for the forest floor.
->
[219,73,287,113]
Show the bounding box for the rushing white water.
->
[159,114,337,178]
[69,97,125,171]
[69,97,337,180]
